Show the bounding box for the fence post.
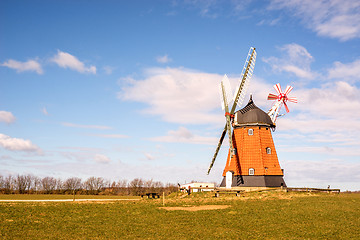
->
[162,192,165,206]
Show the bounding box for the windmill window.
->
[248,129,254,135]
[249,168,255,175]
[266,147,271,154]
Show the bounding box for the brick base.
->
[220,175,286,188]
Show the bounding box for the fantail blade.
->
[284,85,293,95]
[284,102,290,113]
[287,97,297,103]
[267,93,278,100]
[273,83,282,95]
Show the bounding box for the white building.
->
[179,182,215,192]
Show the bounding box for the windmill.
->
[207,47,257,174]
[207,49,297,189]
[267,83,297,123]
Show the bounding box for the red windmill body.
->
[219,96,287,188]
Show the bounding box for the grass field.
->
[1,191,359,239]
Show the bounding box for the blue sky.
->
[1,0,360,191]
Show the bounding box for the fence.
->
[286,187,340,193]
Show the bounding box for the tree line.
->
[0,174,178,195]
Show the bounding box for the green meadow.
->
[1,192,359,239]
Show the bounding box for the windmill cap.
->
[234,96,275,127]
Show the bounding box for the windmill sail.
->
[207,127,227,174]
[219,75,233,110]
[232,47,257,112]
[220,76,235,162]
[207,47,257,175]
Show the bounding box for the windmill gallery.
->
[207,47,297,189]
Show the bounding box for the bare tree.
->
[0,175,4,189]
[108,179,128,195]
[143,179,164,194]
[0,174,178,196]
[31,176,41,193]
[153,181,163,189]
[64,177,82,192]
[118,179,128,188]
[117,179,129,195]
[3,175,14,194]
[153,181,164,194]
[144,179,153,189]
[55,178,64,193]
[164,183,178,194]
[84,177,105,194]
[14,174,31,194]
[24,175,33,193]
[13,175,23,193]
[0,175,4,193]
[41,177,57,194]
[129,178,144,195]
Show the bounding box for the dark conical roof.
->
[234,96,275,127]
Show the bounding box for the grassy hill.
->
[1,191,359,239]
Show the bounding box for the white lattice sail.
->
[233,47,257,109]
[219,74,233,110]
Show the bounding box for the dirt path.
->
[160,205,230,211]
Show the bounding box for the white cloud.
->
[1,59,43,74]
[156,54,172,63]
[257,18,281,26]
[281,145,360,157]
[249,44,360,161]
[182,0,219,18]
[0,111,16,124]
[269,0,360,41]
[0,133,41,152]
[58,146,101,162]
[94,154,111,164]
[262,43,316,79]
[62,122,112,130]
[42,107,49,116]
[89,134,128,139]
[103,66,115,75]
[144,153,155,160]
[51,50,96,74]
[150,127,218,145]
[283,159,360,190]
[272,80,360,161]
[288,81,360,121]
[272,80,360,138]
[119,67,227,125]
[180,0,253,18]
[327,59,360,81]
[262,44,360,128]
[118,67,277,126]
[257,45,360,170]
[173,0,254,19]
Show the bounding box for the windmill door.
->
[226,171,233,188]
